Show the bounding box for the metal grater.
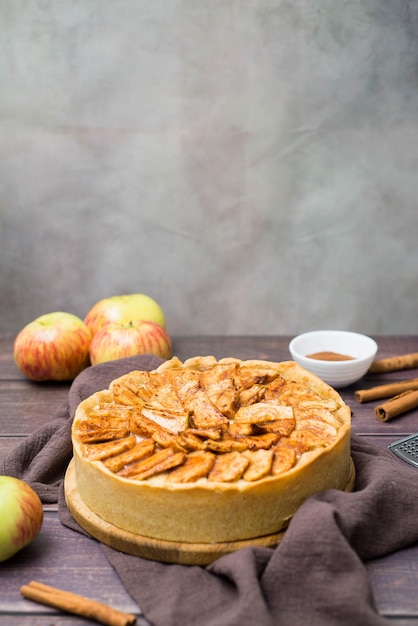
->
[388,433,418,467]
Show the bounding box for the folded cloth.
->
[2,354,418,626]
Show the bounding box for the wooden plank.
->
[171,335,292,363]
[0,436,28,468]
[370,336,418,361]
[0,335,25,380]
[0,436,26,458]
[0,380,70,434]
[0,511,143,617]
[367,544,418,618]
[171,334,418,364]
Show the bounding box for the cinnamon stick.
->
[369,352,418,374]
[374,389,418,422]
[355,378,418,403]
[20,580,136,626]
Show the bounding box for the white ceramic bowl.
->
[288,330,378,388]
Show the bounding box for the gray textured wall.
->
[1,1,418,336]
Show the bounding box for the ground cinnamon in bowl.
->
[289,330,377,387]
[306,351,355,362]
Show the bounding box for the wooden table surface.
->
[1,333,418,625]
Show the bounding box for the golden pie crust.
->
[71,356,351,544]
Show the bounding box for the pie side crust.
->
[71,357,352,544]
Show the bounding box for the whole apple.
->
[89,319,172,365]
[84,293,166,336]
[0,476,43,562]
[14,312,92,382]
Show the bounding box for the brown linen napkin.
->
[2,354,418,626]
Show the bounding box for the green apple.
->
[89,319,172,365]
[14,312,92,381]
[84,294,166,336]
[0,476,43,562]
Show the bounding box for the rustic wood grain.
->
[0,381,70,434]
[0,511,142,617]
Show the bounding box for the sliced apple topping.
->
[199,362,239,418]
[103,439,156,472]
[118,448,185,480]
[208,451,250,482]
[141,407,189,434]
[167,451,216,483]
[78,427,132,444]
[179,388,229,429]
[74,358,343,484]
[235,403,294,425]
[259,417,296,436]
[237,384,266,407]
[271,447,297,475]
[83,435,137,460]
[243,449,274,481]
[204,438,248,453]
[232,432,280,450]
[234,363,280,390]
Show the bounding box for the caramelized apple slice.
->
[130,451,186,481]
[83,435,136,461]
[243,449,274,481]
[103,439,155,472]
[167,451,215,483]
[235,403,293,425]
[271,447,297,475]
[208,451,249,482]
[118,447,184,479]
[199,362,239,418]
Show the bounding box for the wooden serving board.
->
[64,458,356,566]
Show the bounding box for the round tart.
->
[71,356,351,544]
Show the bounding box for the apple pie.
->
[71,356,351,544]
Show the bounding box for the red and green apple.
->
[0,476,43,562]
[14,312,92,381]
[89,319,172,365]
[84,294,166,336]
